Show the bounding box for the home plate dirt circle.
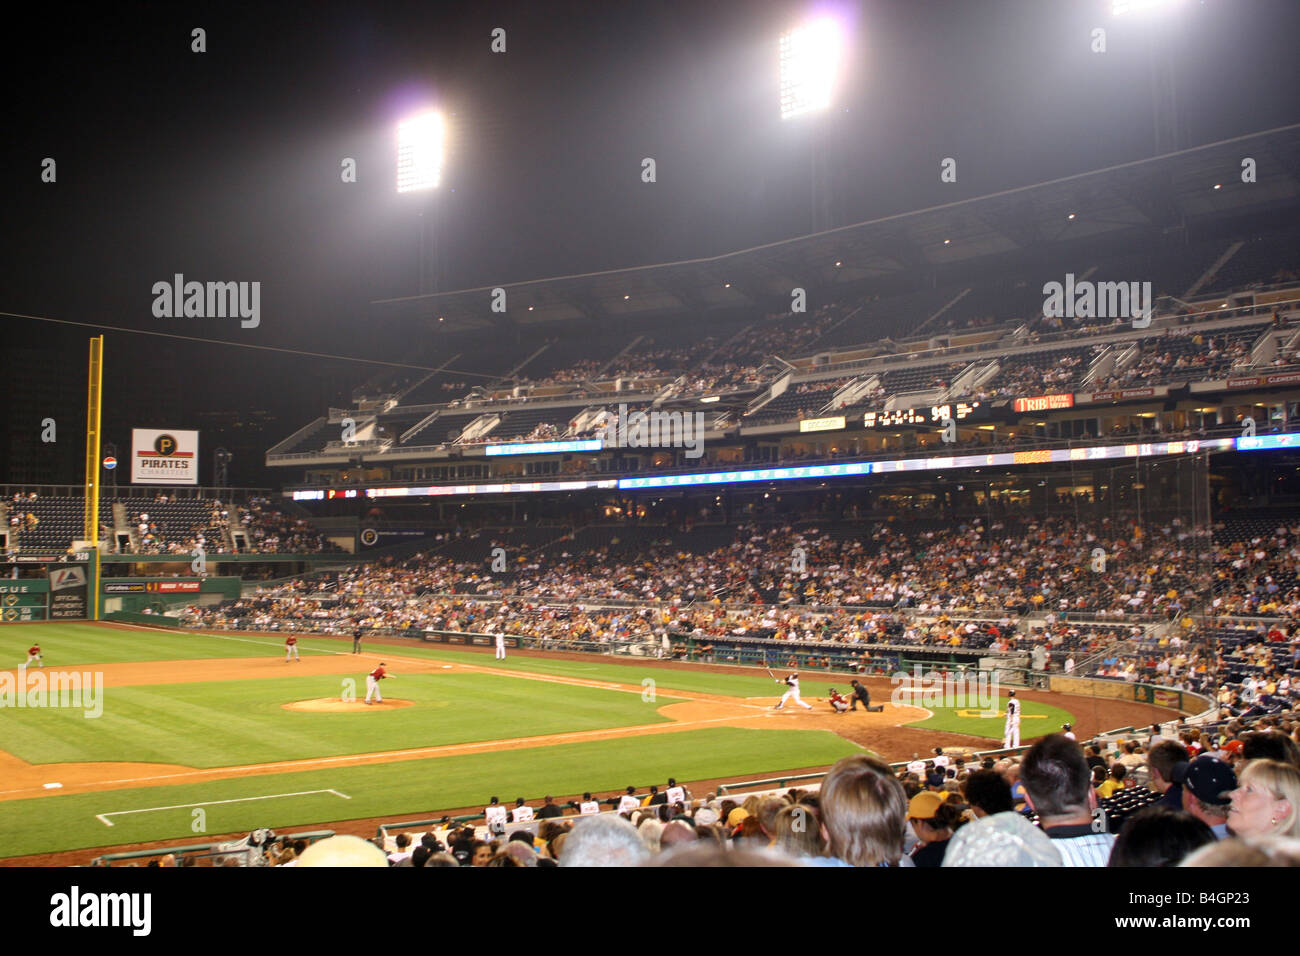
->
[282,698,415,713]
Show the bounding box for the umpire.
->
[848,679,882,712]
[352,626,363,655]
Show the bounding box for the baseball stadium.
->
[4,2,1300,872]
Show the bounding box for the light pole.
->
[779,18,845,234]
[397,109,446,294]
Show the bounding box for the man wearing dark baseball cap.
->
[1182,755,1237,840]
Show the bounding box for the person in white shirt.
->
[484,797,508,834]
[932,748,951,772]
[1062,723,1077,742]
[907,754,928,779]
[386,832,414,866]
[665,778,687,807]
[511,797,535,823]
[1021,735,1116,866]
[1003,691,1021,749]
[617,786,641,814]
[495,631,506,660]
[578,792,601,815]
[774,672,813,710]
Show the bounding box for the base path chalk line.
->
[186,630,776,709]
[94,788,351,827]
[1,712,775,802]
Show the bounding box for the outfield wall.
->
[101,576,241,615]
[1049,674,1213,719]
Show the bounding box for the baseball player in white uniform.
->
[578,792,600,815]
[774,672,813,710]
[484,797,508,834]
[1003,689,1021,748]
[495,631,506,660]
[617,786,641,813]
[511,798,535,823]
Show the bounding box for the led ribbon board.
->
[289,434,1277,500]
[485,439,603,456]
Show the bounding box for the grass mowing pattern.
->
[5,623,858,701]
[903,696,1075,742]
[6,625,841,698]
[0,623,287,667]
[0,672,681,766]
[0,727,864,858]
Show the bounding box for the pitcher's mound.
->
[283,698,414,713]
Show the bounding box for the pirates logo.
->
[154,434,179,456]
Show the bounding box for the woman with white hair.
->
[1228,759,1300,839]
[637,817,664,853]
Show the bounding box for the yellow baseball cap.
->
[726,807,751,827]
[908,790,949,821]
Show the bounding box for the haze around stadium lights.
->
[1111,0,1184,15]
[779,17,844,119]
[396,110,445,193]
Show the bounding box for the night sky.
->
[3,0,1299,485]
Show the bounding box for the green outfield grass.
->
[0,622,290,666]
[903,695,1075,741]
[2,622,852,700]
[0,621,1066,859]
[0,727,864,858]
[0,671,683,766]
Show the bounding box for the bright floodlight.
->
[1111,0,1183,15]
[779,18,844,120]
[396,111,445,193]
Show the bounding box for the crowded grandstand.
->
[7,1,1300,892]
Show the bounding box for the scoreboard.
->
[862,402,984,429]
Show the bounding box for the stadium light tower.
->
[1110,0,1188,155]
[779,17,844,120]
[396,109,447,294]
[780,16,847,234]
[1110,0,1184,15]
[396,110,445,193]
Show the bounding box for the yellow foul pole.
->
[84,335,104,620]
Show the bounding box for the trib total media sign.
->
[131,429,199,485]
[1012,394,1075,413]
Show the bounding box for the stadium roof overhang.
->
[371,124,1300,333]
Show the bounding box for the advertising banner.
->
[49,565,89,619]
[132,429,199,485]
